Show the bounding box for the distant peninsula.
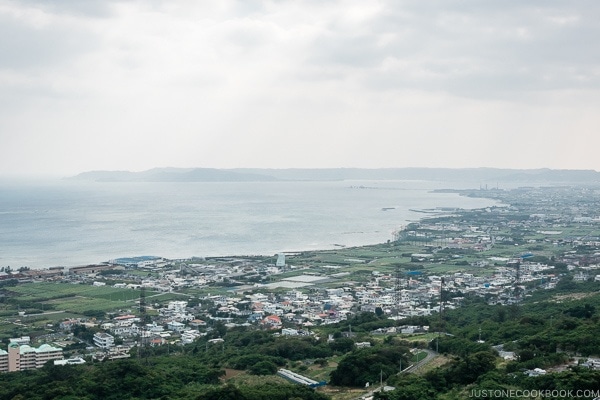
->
[69,167,600,183]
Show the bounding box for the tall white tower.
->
[276,253,286,267]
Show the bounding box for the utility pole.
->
[394,266,402,318]
[438,277,444,353]
[439,277,444,318]
[139,286,148,364]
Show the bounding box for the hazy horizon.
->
[2,165,600,181]
[3,165,600,182]
[1,1,599,176]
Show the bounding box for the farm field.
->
[4,283,187,315]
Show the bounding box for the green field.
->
[4,283,187,315]
[8,282,142,301]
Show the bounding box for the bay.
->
[0,179,498,269]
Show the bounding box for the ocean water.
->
[0,179,498,269]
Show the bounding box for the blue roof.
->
[113,256,161,264]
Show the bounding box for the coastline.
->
[0,181,500,270]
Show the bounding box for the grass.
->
[288,243,413,268]
[45,296,128,313]
[5,282,172,315]
[411,351,428,362]
[300,355,343,382]
[227,373,287,386]
[399,333,439,343]
[412,355,451,376]
[144,292,191,302]
[319,386,370,400]
[8,283,143,301]
[0,320,20,335]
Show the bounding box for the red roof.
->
[263,315,282,324]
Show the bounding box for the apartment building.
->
[0,343,63,372]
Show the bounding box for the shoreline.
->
[0,183,502,271]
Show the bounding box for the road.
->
[354,349,438,400]
[19,310,67,317]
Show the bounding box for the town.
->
[1,184,599,398]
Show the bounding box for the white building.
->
[181,330,202,345]
[167,301,188,314]
[9,336,30,346]
[54,357,86,366]
[167,321,186,332]
[93,332,115,349]
[111,325,140,337]
[276,253,286,267]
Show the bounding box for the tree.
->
[376,375,437,400]
[315,358,328,367]
[330,346,409,387]
[447,351,497,385]
[564,304,595,319]
[83,310,106,319]
[518,349,535,362]
[329,338,354,354]
[198,384,247,400]
[248,360,277,375]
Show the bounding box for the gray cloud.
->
[298,1,600,97]
[24,0,121,18]
[0,0,599,175]
[0,15,97,70]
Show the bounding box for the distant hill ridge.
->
[70,167,600,183]
[71,168,277,182]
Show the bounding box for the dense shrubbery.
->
[228,354,286,370]
[329,343,410,387]
[433,336,492,358]
[198,382,330,400]
[319,312,396,336]
[0,358,223,400]
[375,291,600,399]
[262,337,333,360]
[435,292,600,358]
[0,356,331,400]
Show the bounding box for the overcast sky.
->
[1,0,599,177]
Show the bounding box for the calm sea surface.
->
[0,180,499,269]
